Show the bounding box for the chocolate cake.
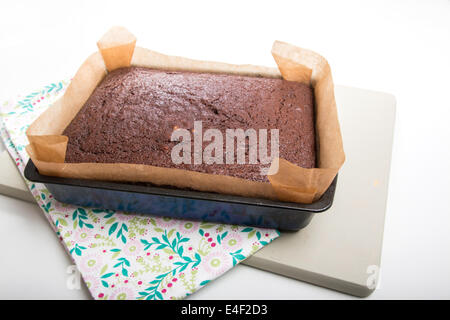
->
[62,67,315,182]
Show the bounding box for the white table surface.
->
[1,0,449,299]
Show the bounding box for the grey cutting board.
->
[0,85,395,297]
[0,150,35,202]
[243,85,396,297]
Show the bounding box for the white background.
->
[0,0,449,299]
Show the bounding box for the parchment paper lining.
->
[26,27,345,204]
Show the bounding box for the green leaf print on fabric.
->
[138,230,202,300]
[230,249,247,266]
[108,222,128,244]
[72,208,94,229]
[70,244,87,256]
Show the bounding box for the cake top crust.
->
[63,67,315,182]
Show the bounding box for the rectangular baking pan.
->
[24,159,337,231]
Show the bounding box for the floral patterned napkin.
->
[0,81,280,300]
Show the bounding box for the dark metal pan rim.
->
[24,159,337,213]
